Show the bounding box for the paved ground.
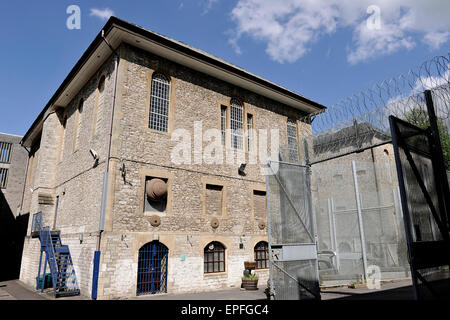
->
[127,286,268,300]
[0,280,47,300]
[0,279,415,300]
[320,279,414,300]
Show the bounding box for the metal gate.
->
[137,241,168,295]
[389,90,450,299]
[266,160,320,300]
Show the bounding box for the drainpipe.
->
[92,30,120,300]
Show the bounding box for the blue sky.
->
[0,0,449,136]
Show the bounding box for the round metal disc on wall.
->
[210,217,219,229]
[146,178,167,202]
[258,221,266,230]
[150,215,161,227]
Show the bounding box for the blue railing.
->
[33,212,80,297]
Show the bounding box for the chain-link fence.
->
[266,54,449,298]
[266,160,320,300]
[311,159,410,285]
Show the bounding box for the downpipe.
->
[92,31,120,300]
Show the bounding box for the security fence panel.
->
[266,160,320,300]
[390,115,450,300]
[311,159,410,286]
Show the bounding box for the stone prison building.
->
[19,17,326,299]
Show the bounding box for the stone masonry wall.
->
[96,44,307,298]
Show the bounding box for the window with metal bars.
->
[247,113,253,152]
[204,241,225,273]
[0,168,8,188]
[254,241,269,269]
[287,118,299,162]
[0,142,12,163]
[149,73,171,132]
[230,99,244,150]
[220,105,227,146]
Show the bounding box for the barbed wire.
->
[299,53,450,163]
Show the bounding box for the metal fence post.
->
[265,160,275,300]
[352,161,368,282]
[327,198,339,271]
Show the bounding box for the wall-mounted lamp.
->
[90,149,99,167]
[239,235,244,249]
[238,163,247,176]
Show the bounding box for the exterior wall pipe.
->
[92,31,120,299]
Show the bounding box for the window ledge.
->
[147,128,171,136]
[203,272,228,278]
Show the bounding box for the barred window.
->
[0,142,12,163]
[149,73,171,132]
[204,241,225,273]
[287,118,299,162]
[247,113,253,152]
[220,105,227,146]
[254,241,269,269]
[230,99,244,150]
[0,168,8,188]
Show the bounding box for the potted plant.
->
[242,272,259,290]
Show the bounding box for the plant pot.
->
[242,279,259,290]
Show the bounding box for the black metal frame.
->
[204,241,225,274]
[389,91,450,299]
[136,241,169,295]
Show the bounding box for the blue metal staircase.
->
[32,212,80,297]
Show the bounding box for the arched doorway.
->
[137,241,169,295]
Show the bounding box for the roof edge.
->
[22,16,326,145]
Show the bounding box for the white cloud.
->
[229,0,450,64]
[423,32,450,51]
[90,8,114,21]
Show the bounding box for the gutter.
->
[21,16,326,147]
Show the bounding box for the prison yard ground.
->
[0,278,415,300]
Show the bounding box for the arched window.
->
[149,73,171,132]
[137,241,169,295]
[73,99,83,151]
[254,241,269,269]
[230,98,244,150]
[204,241,225,273]
[93,76,105,136]
[58,115,67,162]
